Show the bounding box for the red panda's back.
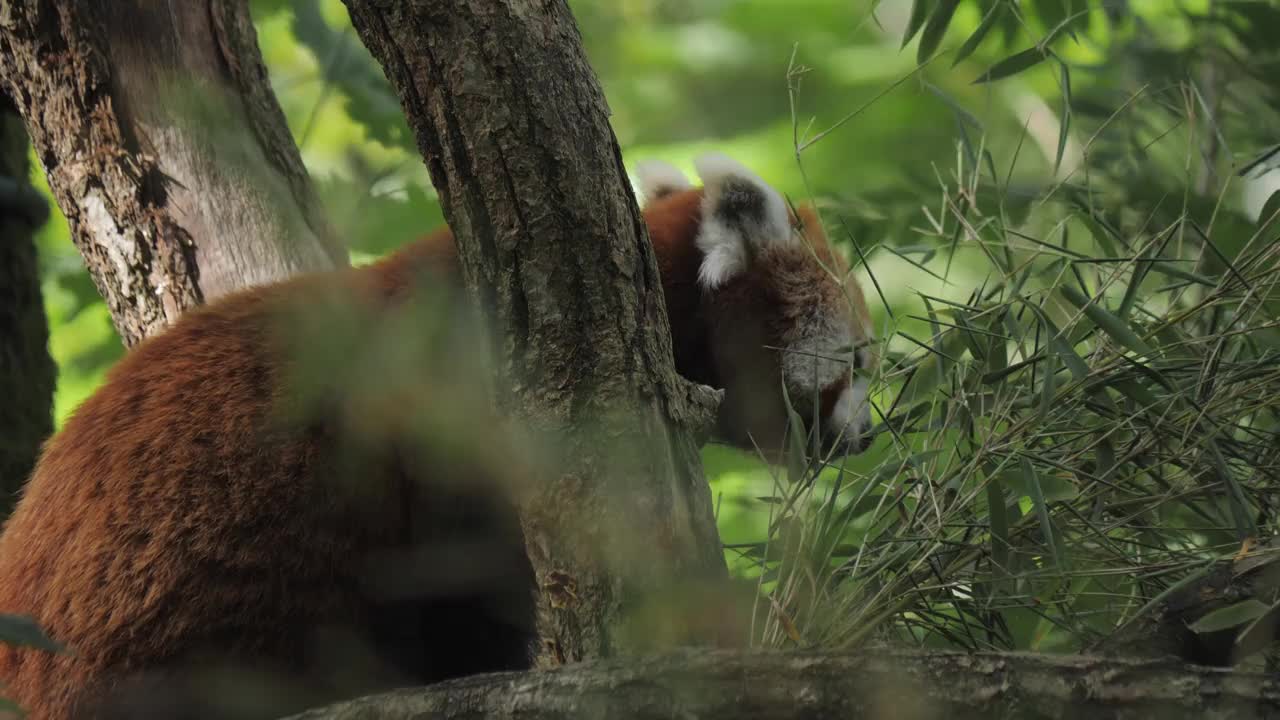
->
[0,278,363,717]
[0,239,533,719]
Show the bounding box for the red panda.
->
[0,154,875,719]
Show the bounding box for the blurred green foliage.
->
[28,0,1280,658]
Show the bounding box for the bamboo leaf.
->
[918,0,960,63]
[1059,285,1156,357]
[953,0,1006,67]
[902,0,935,49]
[779,374,809,484]
[1076,209,1121,258]
[1234,599,1280,661]
[1208,441,1258,539]
[974,47,1047,84]
[1189,599,1271,635]
[987,469,1010,592]
[953,310,988,361]
[1019,299,1090,381]
[1040,7,1091,47]
[1054,59,1071,174]
[1111,562,1217,638]
[1021,456,1062,569]
[1238,144,1280,177]
[1038,346,1057,422]
[1187,221,1252,293]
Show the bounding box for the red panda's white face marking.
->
[636,155,877,458]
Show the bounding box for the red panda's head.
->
[636,154,877,460]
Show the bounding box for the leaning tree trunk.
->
[0,98,56,518]
[343,0,728,668]
[0,0,345,345]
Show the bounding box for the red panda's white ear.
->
[693,153,794,290]
[634,160,693,205]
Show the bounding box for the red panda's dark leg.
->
[359,456,537,685]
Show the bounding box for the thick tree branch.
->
[342,0,727,668]
[286,648,1280,720]
[0,0,343,344]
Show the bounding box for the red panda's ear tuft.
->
[634,159,693,205]
[692,153,794,290]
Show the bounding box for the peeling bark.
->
[286,648,1280,720]
[0,0,344,345]
[0,100,55,518]
[342,0,727,669]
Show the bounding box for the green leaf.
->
[986,468,1010,589]
[1208,441,1258,540]
[1234,599,1280,661]
[926,83,983,132]
[986,310,1009,380]
[902,0,935,49]
[1033,0,1069,34]
[1082,255,1135,321]
[0,614,62,653]
[921,296,946,386]
[1058,285,1156,358]
[953,311,987,362]
[290,0,413,150]
[1186,221,1251,293]
[1038,345,1057,422]
[1054,59,1071,174]
[1094,437,1117,483]
[953,0,1006,67]
[1188,599,1272,635]
[1237,144,1280,177]
[1020,456,1062,569]
[779,374,808,484]
[1144,261,1213,287]
[917,0,960,64]
[1038,6,1091,48]
[1004,464,1077,503]
[973,47,1047,84]
[1018,299,1090,381]
[1074,208,1122,258]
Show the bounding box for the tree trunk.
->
[284,648,1280,720]
[342,0,727,668]
[0,0,345,345]
[0,98,55,518]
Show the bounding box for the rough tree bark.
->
[286,648,1280,720]
[0,98,55,518]
[341,0,728,668]
[0,0,345,345]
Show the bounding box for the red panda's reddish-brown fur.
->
[0,230,526,720]
[0,156,876,719]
